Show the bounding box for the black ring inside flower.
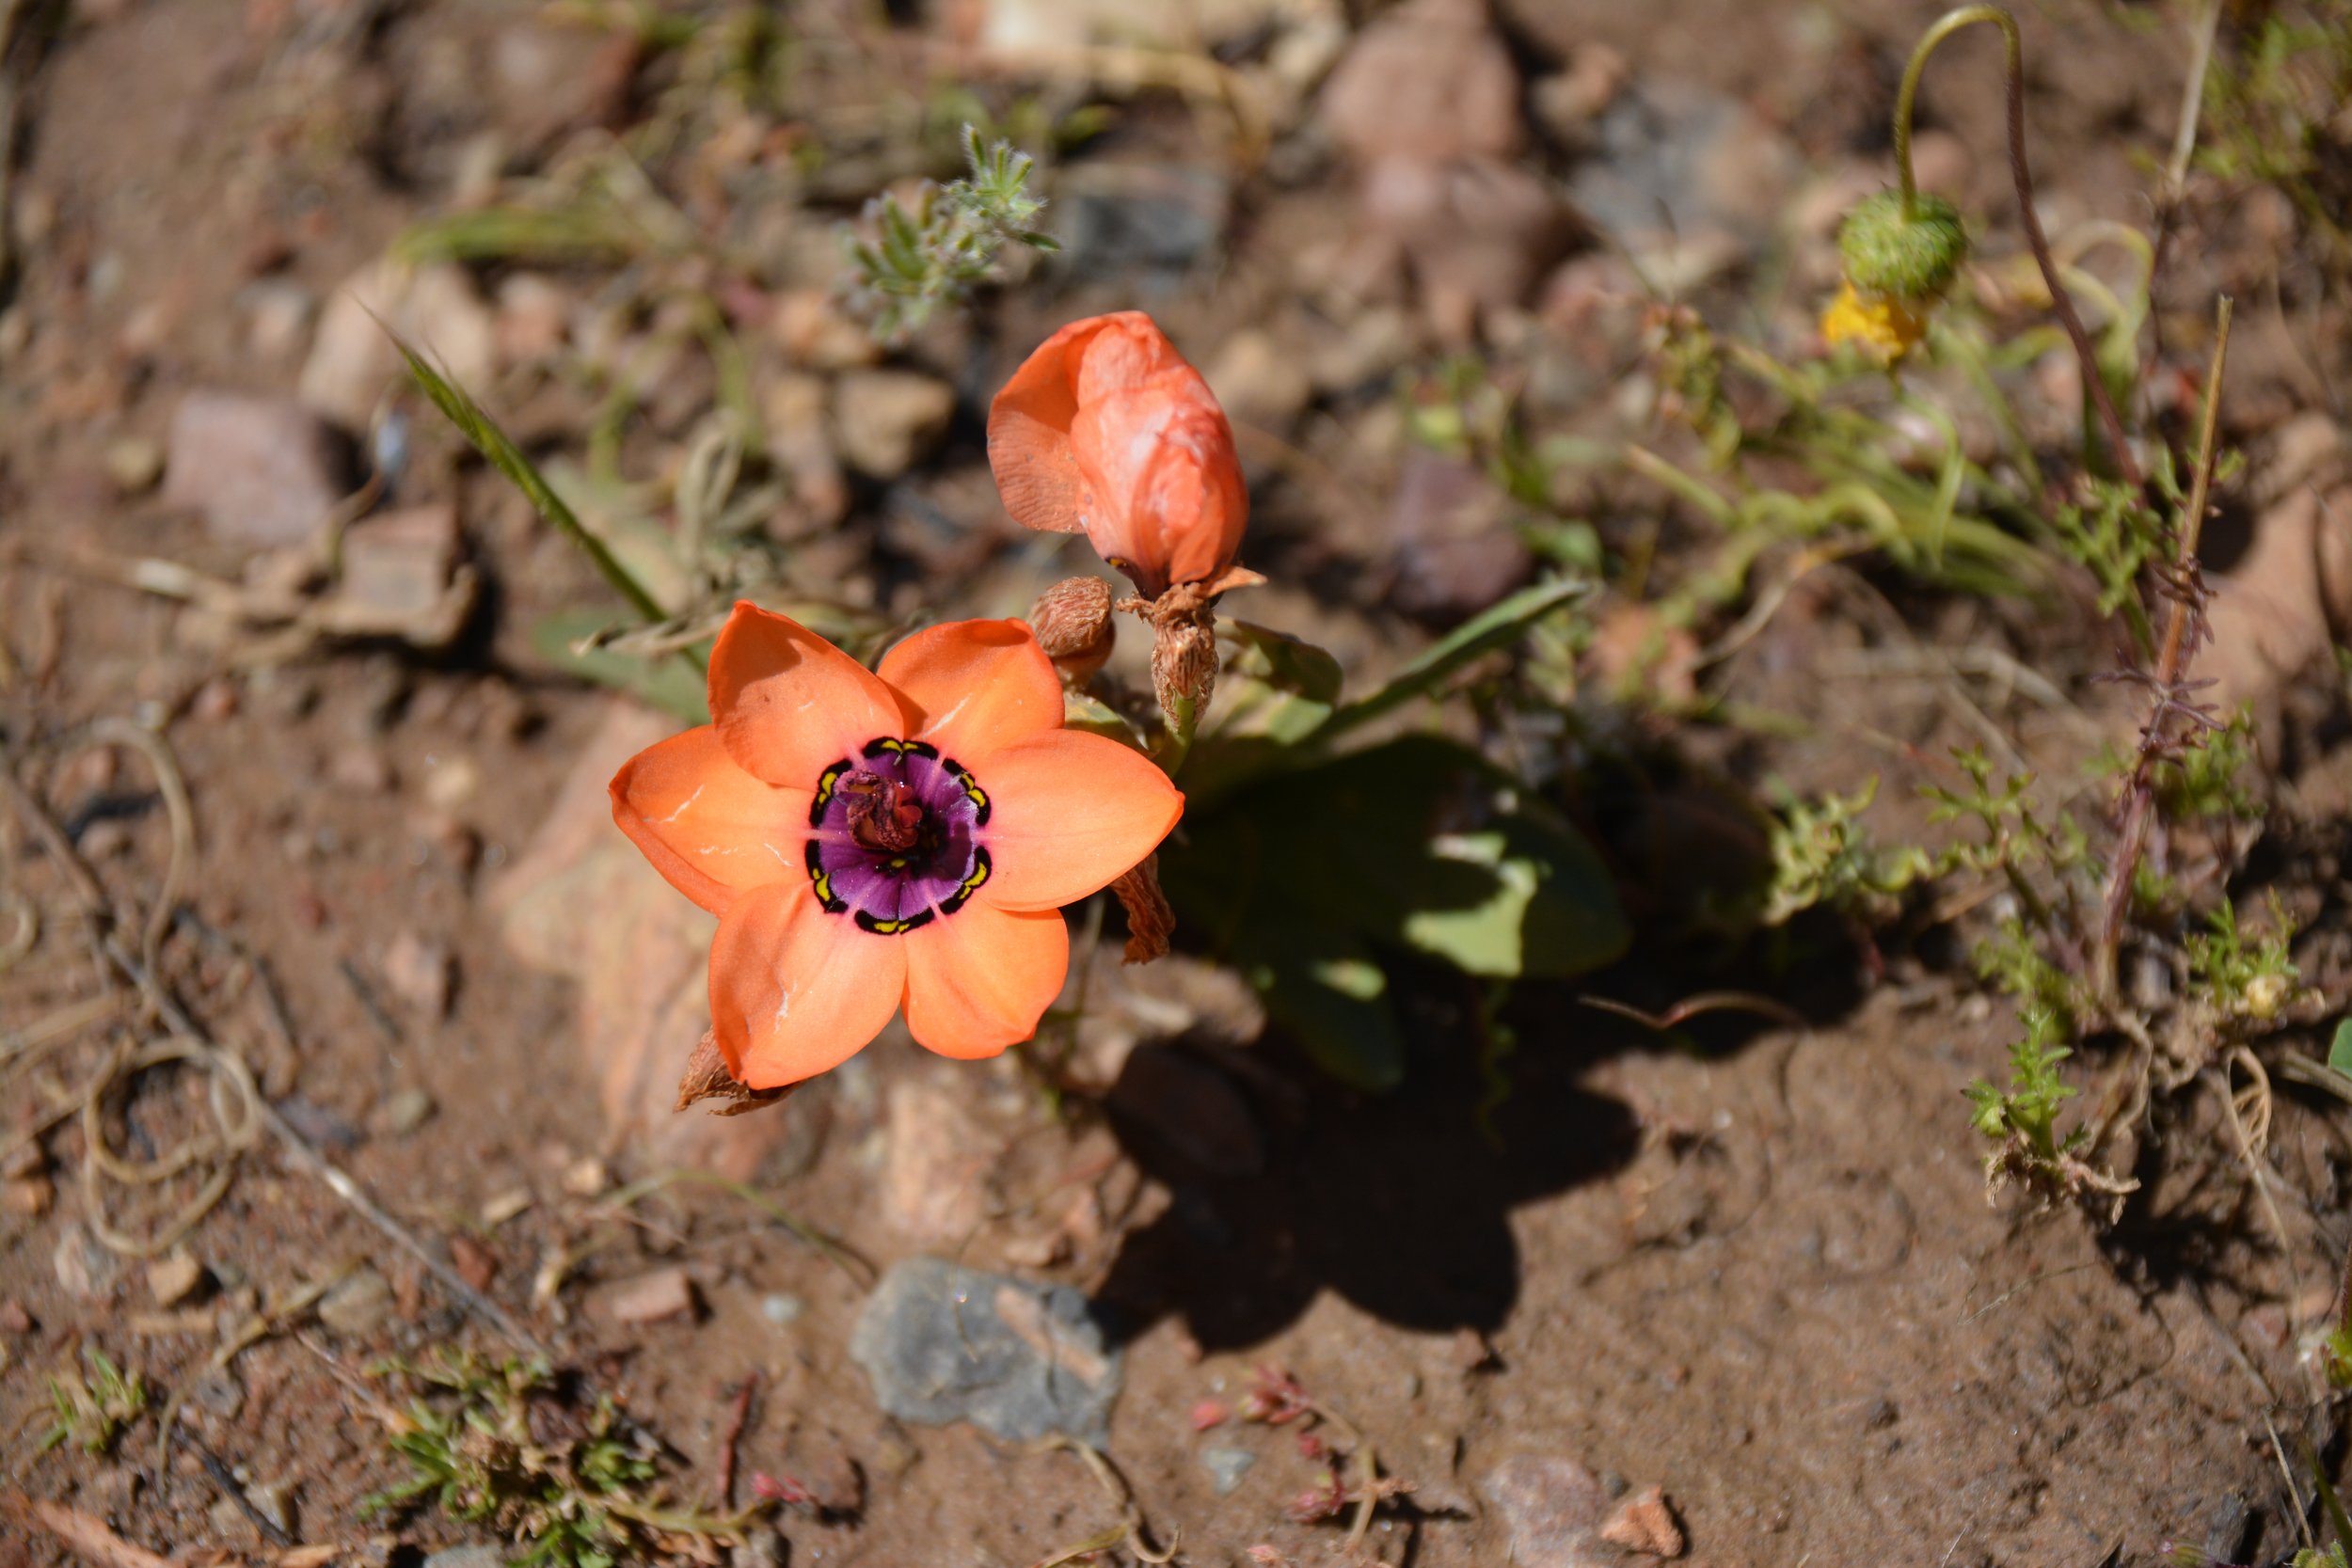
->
[804,738,992,935]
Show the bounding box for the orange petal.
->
[610,726,812,913]
[878,618,1064,765]
[976,730,1184,912]
[708,602,906,787]
[901,902,1070,1059]
[708,881,907,1089]
[987,314,1129,536]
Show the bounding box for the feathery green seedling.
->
[41,1345,148,1456]
[841,125,1058,344]
[364,1348,755,1568]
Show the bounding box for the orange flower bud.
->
[988,311,1248,601]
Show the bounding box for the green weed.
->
[41,1345,148,1456]
[840,126,1058,344]
[363,1348,754,1568]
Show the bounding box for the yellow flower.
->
[1820,279,1930,365]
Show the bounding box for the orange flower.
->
[988,311,1248,600]
[610,603,1184,1088]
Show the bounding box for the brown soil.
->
[1,3,2345,1567]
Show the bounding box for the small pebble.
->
[53,1225,118,1301]
[147,1253,205,1307]
[1200,1445,1257,1496]
[761,1293,805,1326]
[378,1087,436,1138]
[317,1268,395,1337]
[103,436,165,494]
[191,1367,245,1420]
[4,1175,54,1216]
[594,1266,699,1326]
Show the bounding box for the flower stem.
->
[1157,690,1199,776]
[1891,5,2140,491]
[2092,294,2232,1001]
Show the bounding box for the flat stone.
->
[1384,447,1532,618]
[53,1225,117,1301]
[337,505,464,623]
[316,1268,395,1338]
[882,1073,995,1243]
[190,1367,245,1420]
[147,1253,205,1307]
[850,1257,1122,1446]
[377,1087,436,1138]
[1205,328,1312,434]
[1200,1444,1257,1496]
[163,391,351,546]
[1056,162,1229,284]
[833,371,955,480]
[302,260,496,431]
[1479,1455,1613,1568]
[593,1265,699,1326]
[1601,1485,1685,1557]
[382,928,453,1019]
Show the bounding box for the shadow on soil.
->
[1093,915,1867,1351]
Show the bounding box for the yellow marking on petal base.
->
[1820,279,1930,365]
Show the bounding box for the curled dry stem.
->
[1028,1435,1179,1568]
[1893,5,2139,489]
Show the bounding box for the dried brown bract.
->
[1029,575,1117,685]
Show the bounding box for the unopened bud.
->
[1028,576,1116,685]
[1150,607,1219,731]
[1837,190,1968,302]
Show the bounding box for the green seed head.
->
[1837,190,1968,302]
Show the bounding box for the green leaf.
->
[1308,578,1591,746]
[531,610,710,725]
[1248,929,1406,1092]
[1161,735,1628,1087]
[1063,690,1148,751]
[1221,620,1343,705]
[1402,817,1627,979]
[2328,1019,2352,1079]
[395,336,680,636]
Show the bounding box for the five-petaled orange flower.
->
[611,604,1184,1088]
[988,311,1248,600]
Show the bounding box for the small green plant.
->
[1964,1006,2081,1182]
[364,1349,752,1568]
[42,1345,148,1456]
[1755,779,1932,927]
[2186,895,2299,1022]
[840,125,1058,344]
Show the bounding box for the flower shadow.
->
[1089,984,1646,1350]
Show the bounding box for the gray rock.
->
[163,391,352,546]
[1566,79,1800,283]
[52,1224,118,1301]
[190,1367,245,1421]
[1479,1455,1613,1568]
[850,1257,1122,1446]
[1384,447,1533,619]
[1200,1444,1257,1496]
[1056,162,1228,283]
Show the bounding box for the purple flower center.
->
[803,737,992,936]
